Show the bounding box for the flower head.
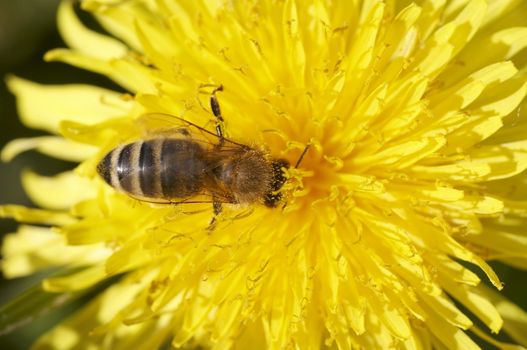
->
[2,0,527,349]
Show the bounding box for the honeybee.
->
[97,86,308,224]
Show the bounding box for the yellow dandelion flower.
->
[2,0,527,349]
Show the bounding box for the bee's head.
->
[263,158,290,207]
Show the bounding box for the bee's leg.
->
[209,85,225,147]
[208,197,223,231]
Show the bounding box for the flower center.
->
[278,118,349,209]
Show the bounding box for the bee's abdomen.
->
[97,139,206,200]
[97,141,154,197]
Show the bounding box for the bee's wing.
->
[136,113,198,138]
[126,190,236,206]
[136,113,245,148]
[125,182,240,211]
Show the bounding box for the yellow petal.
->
[470,325,527,350]
[1,225,110,278]
[1,136,96,162]
[410,161,491,181]
[44,48,157,93]
[434,0,487,57]
[474,74,527,119]
[134,17,182,75]
[441,279,503,333]
[43,265,107,292]
[483,0,524,28]
[22,171,96,210]
[421,292,473,330]
[414,0,446,41]
[82,0,146,51]
[104,240,152,275]
[439,116,504,155]
[423,303,481,350]
[410,0,487,80]
[333,1,385,114]
[448,195,504,215]
[60,218,123,245]
[479,285,527,347]
[430,254,481,286]
[58,0,128,60]
[6,76,132,133]
[0,205,75,226]
[352,136,446,170]
[464,141,527,181]
[440,26,527,86]
[375,3,421,70]
[429,61,518,116]
[34,272,172,350]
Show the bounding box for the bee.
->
[96,86,308,225]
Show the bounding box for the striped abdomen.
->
[97,138,207,200]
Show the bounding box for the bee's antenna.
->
[279,144,310,211]
[294,144,310,168]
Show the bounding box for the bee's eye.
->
[264,192,282,208]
